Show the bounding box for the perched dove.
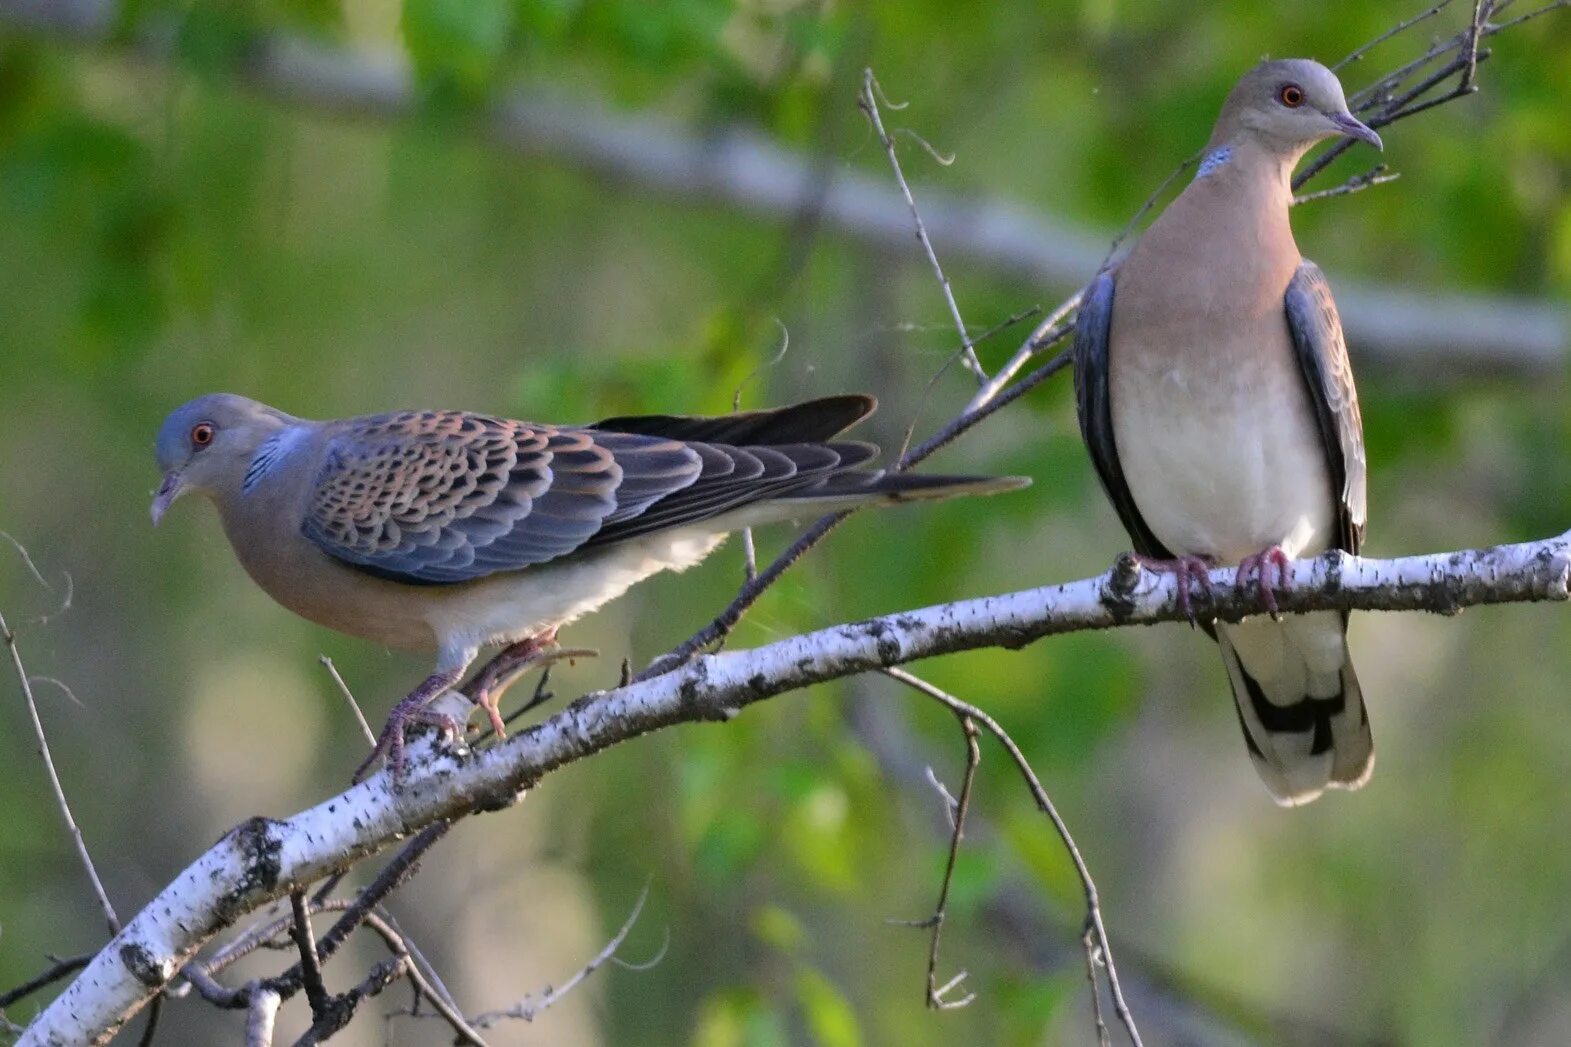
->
[1073,59,1381,805]
[152,393,1027,777]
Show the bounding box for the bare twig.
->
[244,989,281,1047]
[0,955,92,1010]
[735,318,792,582]
[964,291,1082,414]
[1,604,119,936]
[294,956,409,1046]
[1082,922,1112,1047]
[860,69,987,384]
[893,690,981,1012]
[319,655,376,747]
[897,305,1042,463]
[882,666,1143,1046]
[1335,0,1455,69]
[465,884,656,1028]
[1293,165,1401,206]
[287,891,331,1021]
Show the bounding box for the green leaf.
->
[402,0,515,100]
[795,967,863,1047]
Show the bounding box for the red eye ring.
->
[1278,83,1305,108]
[191,422,216,448]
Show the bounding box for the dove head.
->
[1209,58,1381,158]
[152,394,295,525]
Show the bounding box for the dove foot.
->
[1235,545,1293,620]
[463,630,600,739]
[354,668,466,784]
[1131,552,1217,625]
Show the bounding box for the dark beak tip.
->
[1335,112,1383,151]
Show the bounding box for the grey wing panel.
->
[302,412,704,585]
[1073,270,1173,560]
[1284,261,1368,555]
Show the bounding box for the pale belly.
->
[1111,346,1333,564]
[423,528,730,653]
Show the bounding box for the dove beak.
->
[151,470,186,526]
[1330,110,1383,151]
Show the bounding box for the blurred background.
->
[1,1,1569,1044]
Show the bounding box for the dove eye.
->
[191,422,216,448]
[1278,83,1305,108]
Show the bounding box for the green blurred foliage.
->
[0,0,1569,1044]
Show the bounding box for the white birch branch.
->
[18,529,1571,1045]
[0,0,1563,373]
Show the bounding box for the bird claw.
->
[463,636,599,742]
[1235,546,1292,621]
[1131,553,1217,626]
[352,669,464,784]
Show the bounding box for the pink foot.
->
[353,668,465,783]
[461,628,567,740]
[1132,553,1216,624]
[1235,545,1292,619]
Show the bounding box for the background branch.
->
[0,0,1561,373]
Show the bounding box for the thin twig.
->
[1489,0,1571,32]
[134,995,162,1047]
[898,305,1042,463]
[244,989,281,1047]
[735,318,791,582]
[466,884,656,1028]
[905,702,981,1011]
[883,667,1143,1046]
[319,655,376,747]
[1293,165,1401,206]
[1082,922,1112,1047]
[1335,0,1454,69]
[964,291,1082,414]
[860,68,987,384]
[0,606,120,936]
[293,956,409,1046]
[287,891,331,1020]
[0,955,92,1010]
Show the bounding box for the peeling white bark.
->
[18,531,1570,1045]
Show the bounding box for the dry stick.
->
[1299,0,1496,189]
[320,655,376,746]
[898,305,1042,463]
[735,318,792,583]
[859,69,987,385]
[0,607,120,936]
[294,956,409,1047]
[466,884,656,1028]
[1491,0,1571,31]
[1082,923,1112,1047]
[883,667,1143,1047]
[0,955,92,1010]
[133,996,162,1047]
[1293,165,1401,206]
[901,695,981,1011]
[194,896,488,1047]
[245,989,282,1047]
[1334,0,1455,70]
[287,891,332,1021]
[965,292,1081,414]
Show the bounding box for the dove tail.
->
[1217,613,1374,806]
[776,472,1031,507]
